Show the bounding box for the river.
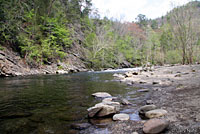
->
[0,69,148,134]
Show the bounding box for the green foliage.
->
[18,10,72,65]
[165,50,182,64]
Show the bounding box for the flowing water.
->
[0,70,148,134]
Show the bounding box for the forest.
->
[1,0,200,69]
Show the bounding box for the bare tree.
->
[169,3,199,64]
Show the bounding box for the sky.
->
[91,0,192,22]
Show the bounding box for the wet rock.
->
[113,113,129,121]
[121,99,131,105]
[139,105,157,115]
[138,89,149,92]
[92,92,112,98]
[145,109,167,119]
[95,103,117,117]
[101,101,120,112]
[143,119,169,134]
[87,106,103,118]
[71,123,90,130]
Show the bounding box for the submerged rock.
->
[121,98,131,105]
[145,109,167,119]
[71,123,90,130]
[113,113,129,121]
[143,119,169,134]
[92,92,112,98]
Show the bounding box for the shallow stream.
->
[0,69,148,134]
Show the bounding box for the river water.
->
[0,70,148,134]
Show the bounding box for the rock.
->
[92,92,112,98]
[145,109,167,119]
[87,106,103,118]
[95,103,117,117]
[139,81,147,84]
[102,98,113,102]
[138,89,149,92]
[113,113,129,121]
[153,88,162,91]
[145,100,154,105]
[143,119,169,134]
[56,70,68,74]
[175,74,181,77]
[71,123,90,130]
[139,105,157,115]
[113,73,120,77]
[152,81,160,85]
[125,72,133,77]
[101,101,120,112]
[121,99,131,105]
[132,132,139,134]
[87,102,119,118]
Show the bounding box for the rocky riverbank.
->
[79,65,200,134]
[0,48,88,77]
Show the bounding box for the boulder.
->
[132,132,138,134]
[139,105,157,115]
[71,123,90,130]
[87,106,103,118]
[145,109,167,119]
[101,101,120,112]
[113,113,129,121]
[95,103,117,117]
[92,92,112,98]
[102,98,113,102]
[143,119,169,134]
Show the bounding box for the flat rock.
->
[71,123,90,130]
[145,109,167,119]
[102,98,113,102]
[143,119,169,134]
[113,113,130,121]
[92,92,112,98]
[139,105,157,115]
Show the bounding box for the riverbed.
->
[0,69,148,134]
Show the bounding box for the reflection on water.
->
[0,71,146,134]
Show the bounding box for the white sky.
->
[91,0,192,22]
